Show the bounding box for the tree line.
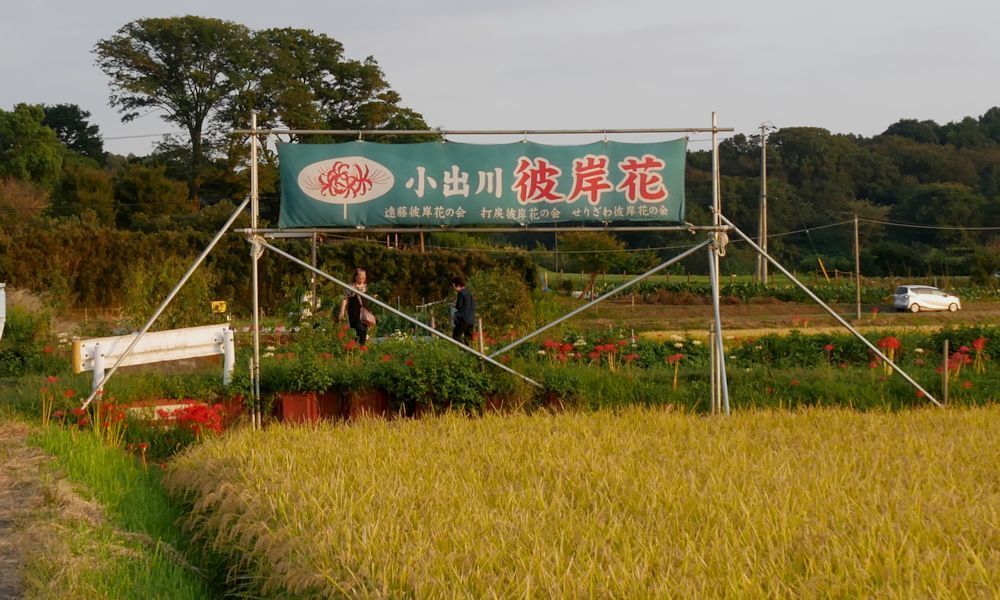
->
[0,15,997,312]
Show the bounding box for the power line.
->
[858,218,1000,231]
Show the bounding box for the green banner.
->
[278,139,686,227]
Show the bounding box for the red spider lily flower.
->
[790,379,799,386]
[63,389,75,399]
[560,343,574,353]
[381,354,392,362]
[667,353,683,364]
[618,340,628,346]
[556,353,568,362]
[53,410,64,419]
[972,337,986,352]
[43,345,54,354]
[337,331,346,339]
[823,344,835,352]
[766,387,774,394]
[869,360,880,369]
[962,380,973,389]
[345,340,359,351]
[71,407,86,417]
[46,375,58,383]
[587,351,600,360]
[77,417,90,427]
[542,340,560,349]
[360,345,368,352]
[405,359,414,367]
[623,353,640,362]
[958,346,970,354]
[500,354,511,364]
[138,442,149,450]
[877,336,900,350]
[916,390,925,398]
[321,352,333,360]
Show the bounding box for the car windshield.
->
[895,287,909,294]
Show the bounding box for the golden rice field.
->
[164,408,1000,598]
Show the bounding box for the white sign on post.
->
[72,324,235,391]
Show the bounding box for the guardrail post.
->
[223,328,235,386]
[92,344,105,392]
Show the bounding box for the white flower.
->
[914,348,925,354]
[670,334,683,341]
[265,345,276,352]
[538,350,547,355]
[692,340,702,346]
[674,342,684,349]
[574,338,587,347]
[263,352,274,358]
[755,345,763,351]
[745,367,752,372]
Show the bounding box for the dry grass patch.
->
[165,408,1000,598]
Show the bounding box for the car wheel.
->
[948,303,958,312]
[909,303,920,313]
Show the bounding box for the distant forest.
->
[0,16,997,311]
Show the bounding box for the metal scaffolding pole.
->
[250,113,263,429]
[234,127,734,137]
[707,243,731,415]
[719,213,942,407]
[489,239,713,358]
[80,196,251,411]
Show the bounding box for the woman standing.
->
[338,268,369,345]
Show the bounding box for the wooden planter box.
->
[345,389,390,420]
[276,392,320,423]
[317,391,345,420]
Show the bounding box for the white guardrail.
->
[72,324,235,391]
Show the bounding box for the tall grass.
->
[165,408,1000,598]
[27,427,216,599]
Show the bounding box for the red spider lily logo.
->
[299,157,394,208]
[318,161,375,198]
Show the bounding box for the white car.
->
[892,285,961,313]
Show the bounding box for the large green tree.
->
[95,17,433,206]
[0,103,63,189]
[42,104,105,164]
[94,16,255,203]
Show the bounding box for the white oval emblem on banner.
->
[298,157,394,204]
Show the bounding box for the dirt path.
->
[0,421,47,600]
[568,300,1000,338]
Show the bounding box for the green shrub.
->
[468,268,534,337]
[0,306,67,377]
[120,256,216,330]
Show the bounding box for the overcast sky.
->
[3,0,997,155]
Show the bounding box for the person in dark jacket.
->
[452,276,475,345]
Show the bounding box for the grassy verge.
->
[24,426,217,599]
[164,408,1000,598]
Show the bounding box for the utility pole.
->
[756,123,773,284]
[854,214,861,320]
